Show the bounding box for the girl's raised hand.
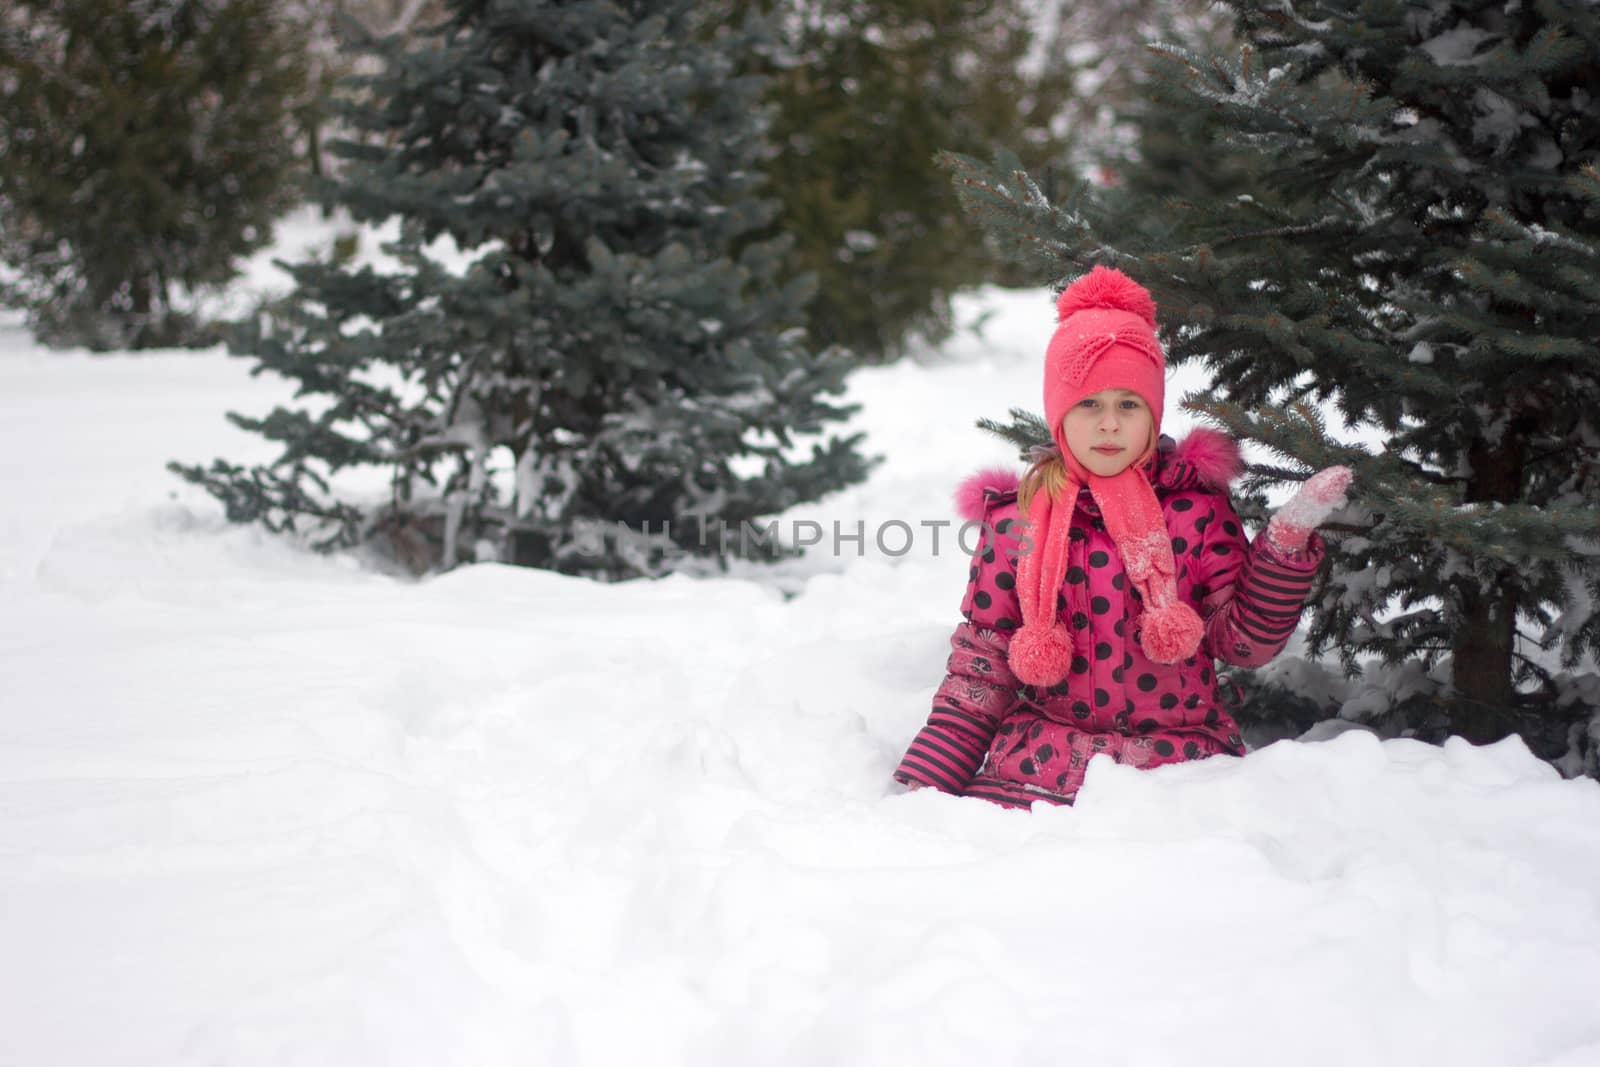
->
[1266,466,1353,555]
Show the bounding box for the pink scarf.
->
[1008,446,1203,686]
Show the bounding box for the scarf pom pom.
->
[1138,602,1205,664]
[1007,624,1075,686]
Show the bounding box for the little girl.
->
[894,266,1351,808]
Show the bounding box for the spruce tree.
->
[0,0,308,349]
[173,0,872,578]
[941,1,1600,770]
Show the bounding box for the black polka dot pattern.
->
[927,485,1269,804]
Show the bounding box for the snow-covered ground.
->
[3,221,1600,1066]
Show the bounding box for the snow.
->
[1420,26,1492,66]
[4,265,1600,1065]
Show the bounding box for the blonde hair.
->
[1017,453,1069,515]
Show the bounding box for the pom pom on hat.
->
[1056,265,1157,327]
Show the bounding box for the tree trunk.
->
[306,115,324,180]
[129,274,152,318]
[126,274,154,348]
[1452,579,1517,743]
[1449,426,1530,743]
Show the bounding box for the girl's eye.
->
[1120,400,1140,410]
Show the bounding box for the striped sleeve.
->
[894,517,1024,793]
[1196,494,1325,668]
[894,621,1020,791]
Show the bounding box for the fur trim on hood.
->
[952,427,1242,523]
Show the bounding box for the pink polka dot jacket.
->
[894,428,1326,809]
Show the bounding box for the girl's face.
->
[1062,388,1154,477]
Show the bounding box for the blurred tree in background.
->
[173,0,872,578]
[279,0,450,182]
[725,0,1226,363]
[1079,1,1257,206]
[0,0,308,350]
[942,0,1600,774]
[726,0,1079,362]
[1036,0,1231,186]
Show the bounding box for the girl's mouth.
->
[1091,445,1124,455]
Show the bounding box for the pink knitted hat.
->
[1043,266,1166,440]
[1008,266,1205,686]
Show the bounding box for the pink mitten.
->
[1266,466,1352,554]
